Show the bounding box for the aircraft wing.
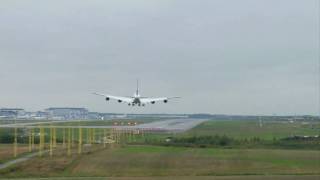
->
[140,97,180,104]
[93,93,133,103]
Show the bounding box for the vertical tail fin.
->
[136,79,139,96]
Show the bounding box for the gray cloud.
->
[0,0,318,115]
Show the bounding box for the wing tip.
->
[92,92,104,97]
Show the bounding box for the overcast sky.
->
[0,0,319,115]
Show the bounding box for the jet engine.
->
[106,97,110,101]
[118,100,122,103]
[164,100,168,103]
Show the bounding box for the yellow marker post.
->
[128,129,131,143]
[103,129,106,148]
[63,128,66,148]
[125,129,128,143]
[92,128,95,144]
[38,127,41,157]
[99,129,102,144]
[53,128,56,148]
[31,128,35,150]
[32,128,35,150]
[117,130,120,144]
[71,128,74,147]
[116,129,119,143]
[13,128,17,158]
[113,129,117,143]
[78,128,82,154]
[119,130,121,143]
[111,128,114,141]
[86,128,89,144]
[67,128,71,156]
[133,130,136,142]
[49,127,53,157]
[28,128,32,152]
[42,128,45,154]
[89,128,92,144]
[129,129,132,143]
[39,127,44,157]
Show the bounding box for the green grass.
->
[0,145,319,178]
[0,119,319,179]
[0,144,31,163]
[0,175,320,180]
[116,146,320,168]
[1,119,319,150]
[182,120,320,140]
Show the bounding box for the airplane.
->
[93,80,180,106]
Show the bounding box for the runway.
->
[133,118,208,132]
[0,118,208,133]
[0,119,90,128]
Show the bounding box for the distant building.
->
[87,112,101,120]
[45,107,88,120]
[0,108,25,119]
[29,111,50,120]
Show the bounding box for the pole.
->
[39,127,44,157]
[103,129,106,148]
[78,128,82,154]
[63,128,66,148]
[13,127,17,157]
[53,128,56,148]
[50,127,53,157]
[92,128,95,144]
[71,128,74,147]
[28,128,32,152]
[31,128,35,150]
[86,128,89,144]
[68,128,71,156]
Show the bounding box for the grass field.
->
[0,144,30,163]
[0,119,319,179]
[0,175,319,180]
[2,119,319,141]
[0,145,319,178]
[182,120,320,140]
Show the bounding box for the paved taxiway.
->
[0,118,207,133]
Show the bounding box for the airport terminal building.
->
[0,108,25,119]
[45,107,89,120]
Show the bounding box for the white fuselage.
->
[93,80,177,107]
[132,92,141,105]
